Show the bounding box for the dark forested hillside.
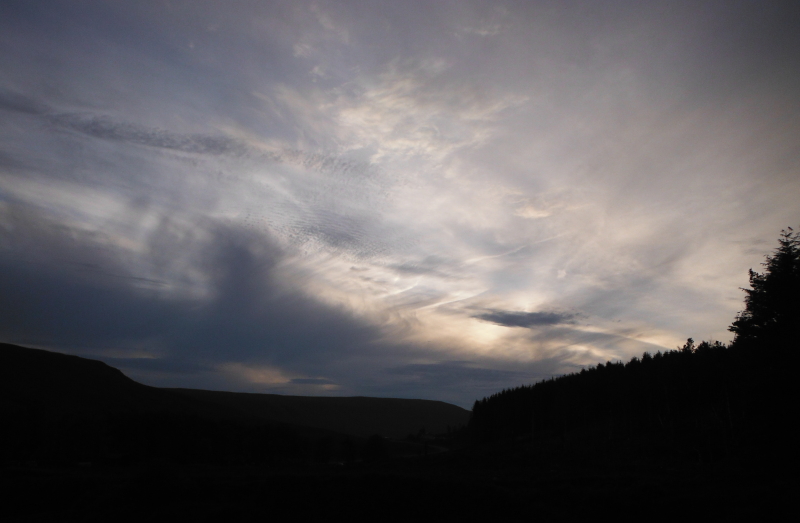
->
[468,229,800,471]
[470,340,744,460]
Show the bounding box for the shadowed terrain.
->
[0,343,233,420]
[169,388,469,439]
[0,343,469,438]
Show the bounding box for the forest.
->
[468,229,799,472]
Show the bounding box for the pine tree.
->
[729,228,800,354]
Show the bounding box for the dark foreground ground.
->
[4,444,794,522]
[2,343,795,521]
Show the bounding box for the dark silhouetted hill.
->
[0,343,468,437]
[169,388,470,438]
[0,343,231,420]
[0,343,468,470]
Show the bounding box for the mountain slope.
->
[170,388,470,438]
[0,343,231,420]
[0,343,470,439]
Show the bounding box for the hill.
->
[170,388,469,439]
[0,343,233,420]
[0,343,468,446]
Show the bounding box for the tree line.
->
[468,229,799,468]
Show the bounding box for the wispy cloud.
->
[48,113,248,156]
[0,88,50,115]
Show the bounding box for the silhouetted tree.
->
[725,228,800,464]
[729,228,800,358]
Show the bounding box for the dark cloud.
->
[475,309,578,328]
[0,150,27,171]
[0,208,390,393]
[47,113,248,156]
[0,88,50,115]
[0,257,178,350]
[100,356,212,376]
[0,205,573,407]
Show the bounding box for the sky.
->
[1,0,798,408]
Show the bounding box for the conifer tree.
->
[729,228,800,354]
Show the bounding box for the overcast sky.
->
[1,0,798,407]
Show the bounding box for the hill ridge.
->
[0,343,469,438]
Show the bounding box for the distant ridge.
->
[0,343,469,438]
[170,388,470,438]
[0,343,233,420]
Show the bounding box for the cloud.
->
[0,205,441,397]
[0,88,50,115]
[271,57,526,167]
[47,113,248,156]
[475,310,579,329]
[388,256,464,280]
[101,356,211,376]
[0,197,592,407]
